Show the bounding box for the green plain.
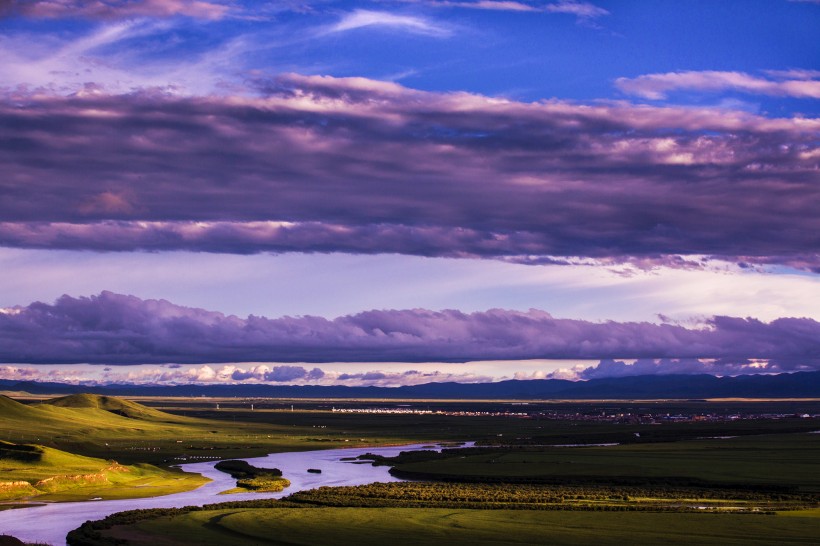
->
[389,433,820,490]
[2,393,818,544]
[99,506,820,546]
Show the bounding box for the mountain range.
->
[1,371,819,399]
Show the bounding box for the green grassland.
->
[219,476,291,495]
[213,460,291,494]
[149,398,820,449]
[2,394,819,503]
[375,433,820,491]
[0,394,413,466]
[64,410,820,545]
[69,502,820,546]
[4,394,819,467]
[286,481,819,511]
[0,440,207,503]
[0,394,809,544]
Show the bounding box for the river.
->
[0,442,454,545]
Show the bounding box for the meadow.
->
[68,502,820,545]
[2,393,819,543]
[367,433,820,491]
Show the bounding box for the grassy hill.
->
[0,393,191,429]
[0,440,207,502]
[0,394,211,463]
[41,393,189,422]
[0,393,384,466]
[0,396,40,420]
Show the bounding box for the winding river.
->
[0,442,454,546]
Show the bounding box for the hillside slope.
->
[0,440,207,502]
[41,393,186,422]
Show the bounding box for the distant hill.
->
[0,393,190,442]
[1,371,819,399]
[0,395,40,418]
[41,393,178,421]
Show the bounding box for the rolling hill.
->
[41,393,186,421]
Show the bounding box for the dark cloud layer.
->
[0,75,818,269]
[1,292,818,367]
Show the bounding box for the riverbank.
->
[0,442,442,545]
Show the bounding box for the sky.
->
[0,0,818,386]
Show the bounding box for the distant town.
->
[330,405,820,424]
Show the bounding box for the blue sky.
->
[0,1,818,384]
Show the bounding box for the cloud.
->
[0,0,231,20]
[264,365,312,382]
[326,10,451,37]
[545,1,608,20]
[454,1,540,12]
[571,356,813,380]
[412,1,543,13]
[0,20,208,96]
[0,75,817,271]
[406,1,608,19]
[331,368,491,386]
[616,70,820,100]
[0,364,91,383]
[1,292,818,366]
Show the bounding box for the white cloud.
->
[404,1,608,19]
[469,1,540,11]
[326,10,452,37]
[545,1,608,19]
[0,20,179,94]
[0,19,265,96]
[420,1,540,11]
[616,70,820,100]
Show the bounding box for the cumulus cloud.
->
[616,70,820,100]
[0,292,818,366]
[0,75,817,270]
[570,357,816,380]
[331,368,492,386]
[0,364,91,383]
[0,0,231,20]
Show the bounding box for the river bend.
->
[0,442,450,545]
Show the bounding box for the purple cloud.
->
[0,0,230,20]
[263,365,311,382]
[579,358,738,379]
[0,75,817,270]
[1,292,818,366]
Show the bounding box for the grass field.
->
[0,440,207,503]
[0,393,810,544]
[0,394,415,466]
[3,394,819,467]
[73,505,820,545]
[379,432,820,491]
